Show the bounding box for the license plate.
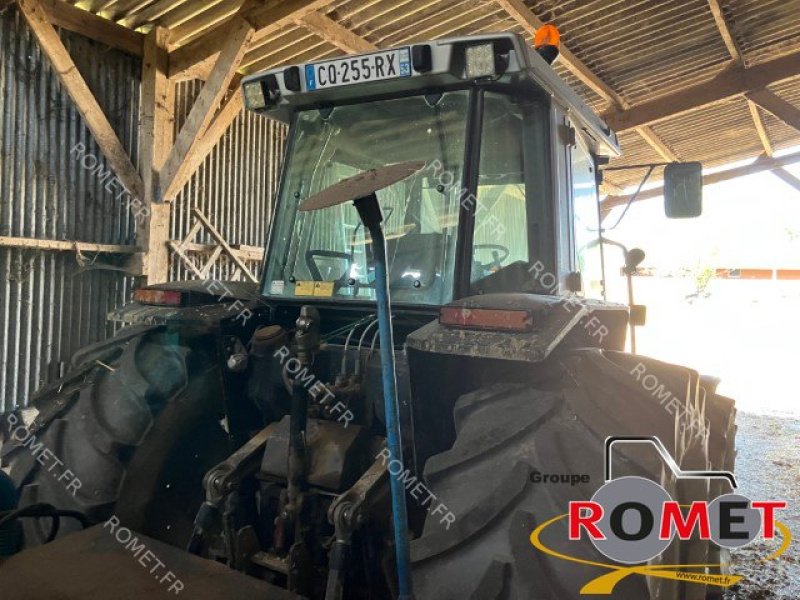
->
[305,47,411,91]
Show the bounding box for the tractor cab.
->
[242,33,621,310]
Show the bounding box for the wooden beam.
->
[705,0,781,168]
[745,88,800,133]
[160,18,253,201]
[494,0,623,106]
[139,27,173,202]
[168,22,236,80]
[39,0,144,57]
[600,180,625,196]
[134,27,174,284]
[168,0,335,79]
[18,0,145,201]
[190,208,258,282]
[0,236,138,254]
[773,167,800,192]
[179,241,264,262]
[748,100,773,156]
[493,0,679,161]
[601,151,800,214]
[161,87,244,201]
[163,8,371,197]
[603,50,800,132]
[635,125,679,162]
[706,0,742,62]
[296,11,377,53]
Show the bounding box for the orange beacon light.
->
[534,23,561,64]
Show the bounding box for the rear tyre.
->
[411,350,733,600]
[0,328,230,548]
[701,376,737,599]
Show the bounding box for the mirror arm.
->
[601,162,670,172]
[602,165,655,231]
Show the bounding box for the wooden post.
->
[135,27,174,284]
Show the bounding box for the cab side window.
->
[571,141,604,299]
[470,94,530,283]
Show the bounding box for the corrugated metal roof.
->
[63,0,799,190]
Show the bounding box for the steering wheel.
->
[473,244,510,271]
[304,250,357,292]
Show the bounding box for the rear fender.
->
[107,279,269,330]
[406,293,628,363]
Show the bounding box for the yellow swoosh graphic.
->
[529,513,791,595]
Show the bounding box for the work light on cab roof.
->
[241,31,616,158]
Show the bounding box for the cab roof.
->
[242,32,620,157]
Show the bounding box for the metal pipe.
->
[355,195,413,599]
[625,271,637,353]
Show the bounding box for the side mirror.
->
[664,162,702,218]
[624,248,646,273]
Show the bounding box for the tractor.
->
[0,32,735,600]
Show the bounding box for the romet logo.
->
[529,436,792,595]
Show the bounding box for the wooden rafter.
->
[706,0,743,62]
[106,0,154,21]
[160,18,253,202]
[745,88,800,134]
[39,0,144,56]
[603,50,800,132]
[120,0,186,30]
[634,126,678,162]
[748,100,773,156]
[18,0,145,201]
[168,0,336,80]
[296,11,377,53]
[601,151,800,215]
[493,0,679,162]
[600,180,625,196]
[706,0,800,185]
[169,0,247,49]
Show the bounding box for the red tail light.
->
[133,289,183,306]
[439,306,533,332]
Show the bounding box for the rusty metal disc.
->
[299,160,426,212]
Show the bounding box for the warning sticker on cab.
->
[294,281,334,297]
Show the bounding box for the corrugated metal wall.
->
[0,7,287,410]
[0,6,140,411]
[169,80,286,282]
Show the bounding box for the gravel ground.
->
[723,412,800,600]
